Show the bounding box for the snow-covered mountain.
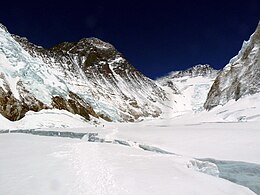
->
[1,22,260,195]
[1,20,260,123]
[157,64,219,113]
[157,21,260,115]
[204,22,260,110]
[0,23,167,122]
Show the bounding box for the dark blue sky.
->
[0,0,259,78]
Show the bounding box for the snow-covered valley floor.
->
[0,132,257,195]
[1,94,260,195]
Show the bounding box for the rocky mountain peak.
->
[50,37,114,53]
[187,64,217,76]
[0,23,167,122]
[78,37,114,50]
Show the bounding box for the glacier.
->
[0,21,260,195]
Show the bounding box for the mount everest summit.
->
[0,23,166,122]
[0,22,259,122]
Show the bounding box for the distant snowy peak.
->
[0,22,167,122]
[204,22,260,110]
[79,37,115,50]
[48,37,128,70]
[157,64,219,113]
[157,64,218,92]
[168,64,219,79]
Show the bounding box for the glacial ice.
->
[201,159,260,195]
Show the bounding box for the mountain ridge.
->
[0,23,167,122]
[0,21,259,122]
[157,64,219,113]
[204,22,260,110]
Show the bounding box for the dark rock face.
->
[204,22,260,110]
[51,91,99,121]
[0,23,166,122]
[0,89,29,121]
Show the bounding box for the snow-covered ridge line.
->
[0,23,8,33]
[158,64,219,79]
[204,22,260,110]
[0,22,167,122]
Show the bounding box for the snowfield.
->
[0,134,255,195]
[0,109,92,130]
[1,93,260,195]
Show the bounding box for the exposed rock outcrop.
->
[0,75,47,121]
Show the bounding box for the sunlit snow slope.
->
[157,64,219,115]
[0,23,167,122]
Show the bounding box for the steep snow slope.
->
[0,24,95,121]
[205,22,260,110]
[157,64,219,115]
[0,23,167,122]
[202,93,260,122]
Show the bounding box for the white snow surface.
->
[90,94,260,165]
[1,92,260,194]
[201,93,260,123]
[0,26,69,104]
[0,134,255,195]
[0,109,91,130]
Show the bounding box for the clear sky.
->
[0,0,259,79]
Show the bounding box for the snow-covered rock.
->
[204,22,260,110]
[0,23,167,122]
